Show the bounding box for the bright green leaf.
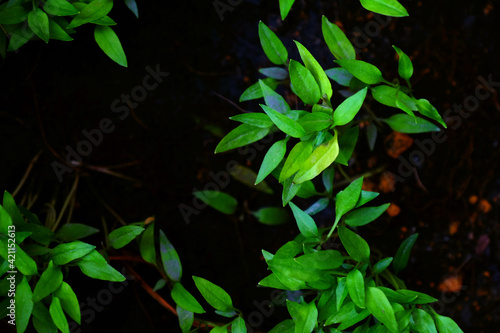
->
[94,25,127,67]
[433,313,464,333]
[215,124,270,153]
[382,114,441,133]
[279,141,313,182]
[261,104,306,138]
[335,59,384,85]
[192,276,234,312]
[295,250,345,270]
[412,309,437,333]
[231,316,247,333]
[295,41,333,101]
[345,203,390,227]
[297,112,332,133]
[322,16,355,60]
[77,250,126,282]
[289,202,319,238]
[371,85,417,110]
[256,139,287,184]
[230,113,273,128]
[171,283,205,314]
[360,0,409,17]
[54,282,80,324]
[67,0,113,29]
[372,257,393,274]
[338,226,370,262]
[15,275,33,333]
[33,261,63,302]
[28,8,50,43]
[49,19,73,41]
[51,241,95,265]
[393,45,413,80]
[334,177,364,228]
[365,287,399,333]
[333,87,367,126]
[416,98,447,128]
[258,21,288,65]
[279,0,295,20]
[49,297,69,333]
[347,269,365,308]
[240,78,279,102]
[289,59,321,105]
[108,225,144,249]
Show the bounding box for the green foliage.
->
[0,0,138,66]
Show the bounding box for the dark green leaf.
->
[338,226,370,262]
[192,276,234,312]
[345,203,390,227]
[412,309,437,333]
[289,202,319,238]
[334,59,383,85]
[367,122,377,151]
[372,257,393,274]
[124,0,138,18]
[32,301,58,332]
[231,316,247,333]
[108,225,144,249]
[295,41,333,101]
[258,21,288,65]
[289,59,321,105]
[393,46,413,80]
[28,8,50,43]
[215,124,270,153]
[393,233,418,273]
[159,229,182,282]
[322,16,355,60]
[336,277,348,310]
[365,287,398,333]
[347,269,365,308]
[269,319,295,333]
[259,67,288,80]
[256,139,287,184]
[230,113,273,128]
[333,87,367,126]
[6,23,34,51]
[0,6,28,24]
[377,287,418,304]
[325,301,357,325]
[44,0,80,16]
[67,0,113,29]
[171,283,205,314]
[193,191,237,215]
[294,132,339,183]
[397,289,437,304]
[177,305,194,333]
[360,0,409,17]
[0,205,12,235]
[55,223,99,242]
[336,125,359,166]
[15,275,33,333]
[3,191,24,225]
[322,166,335,193]
[304,197,330,215]
[51,241,95,265]
[48,19,73,41]
[252,207,290,225]
[94,25,127,67]
[77,249,126,282]
[383,114,441,133]
[33,261,63,302]
[334,177,364,227]
[54,282,80,324]
[49,297,69,333]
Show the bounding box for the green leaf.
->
[256,139,287,184]
[2,191,24,226]
[322,16,355,60]
[67,0,113,29]
[336,277,348,310]
[215,124,270,153]
[258,21,288,65]
[55,223,99,242]
[297,112,332,133]
[0,6,28,24]
[252,207,290,225]
[334,177,364,227]
[377,287,418,304]
[193,191,237,215]
[33,261,63,302]
[322,167,335,193]
[338,226,370,262]
[289,59,321,105]
[3,241,38,275]
[177,305,194,333]
[325,301,357,325]
[51,241,95,265]
[393,233,418,274]
[259,79,291,113]
[94,25,127,67]
[279,0,295,20]
[230,113,273,128]
[412,309,437,333]
[295,250,345,270]
[345,203,390,227]
[365,287,398,333]
[279,140,313,182]
[48,19,73,41]
[294,132,339,184]
[240,78,279,102]
[336,125,359,166]
[333,87,368,126]
[108,225,144,249]
[397,289,437,304]
[49,297,69,333]
[367,122,377,151]
[43,0,80,16]
[392,46,413,80]
[28,8,50,43]
[159,230,182,282]
[354,190,379,208]
[261,104,306,138]
[382,114,441,133]
[15,275,33,333]
[289,202,319,238]
[304,197,330,215]
[231,316,247,333]
[294,300,318,333]
[258,272,288,289]
[433,313,464,333]
[0,205,12,235]
[337,308,370,330]
[229,164,273,194]
[281,177,301,206]
[260,67,288,80]
[415,98,447,128]
[295,41,333,101]
[347,269,366,308]
[192,276,234,312]
[171,283,205,314]
[54,282,80,324]
[334,59,384,85]
[372,257,393,274]
[32,301,58,332]
[325,67,353,86]
[77,250,126,282]
[269,319,295,333]
[124,0,139,18]
[360,0,409,17]
[371,85,417,110]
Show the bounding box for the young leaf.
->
[159,230,182,282]
[231,316,247,333]
[334,177,364,228]
[365,287,399,333]
[230,113,273,128]
[412,309,437,333]
[51,241,96,265]
[360,0,409,17]
[293,132,339,184]
[259,79,291,113]
[55,223,99,242]
[322,16,355,60]
[33,261,63,302]
[192,276,234,312]
[289,202,319,238]
[54,282,81,324]
[372,257,393,274]
[240,78,279,102]
[336,125,359,165]
[28,9,50,43]
[289,59,321,105]
[371,85,417,110]
[338,226,370,262]
[393,45,413,80]
[333,87,368,126]
[334,59,384,85]
[215,124,270,153]
[382,114,441,133]
[256,139,287,184]
[50,297,69,333]
[94,25,127,67]
[67,0,113,29]
[108,225,144,249]
[171,283,205,314]
[261,104,306,138]
[252,207,290,225]
[193,191,237,215]
[347,269,366,309]
[433,313,464,333]
[15,276,33,333]
[258,21,288,65]
[259,67,288,80]
[393,233,419,273]
[279,0,295,20]
[354,190,379,208]
[415,98,447,128]
[345,203,390,227]
[43,0,80,16]
[177,305,194,333]
[77,250,126,282]
[279,140,313,182]
[295,41,333,101]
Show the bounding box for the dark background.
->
[1,0,499,332]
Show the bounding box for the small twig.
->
[211,91,249,114]
[52,174,79,231]
[87,184,127,226]
[12,150,43,197]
